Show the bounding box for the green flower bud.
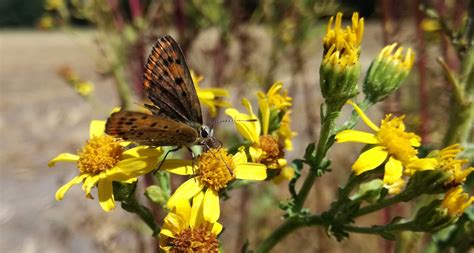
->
[320,45,360,109]
[320,12,364,110]
[145,185,168,206]
[363,43,415,103]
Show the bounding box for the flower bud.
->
[363,43,415,103]
[320,12,364,109]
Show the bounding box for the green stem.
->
[355,191,412,217]
[112,65,133,110]
[254,215,324,253]
[293,104,339,212]
[343,221,416,235]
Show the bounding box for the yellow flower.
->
[37,15,55,30]
[441,186,473,217]
[74,81,94,97]
[335,100,437,192]
[191,70,231,117]
[425,144,473,186]
[160,198,222,253]
[163,148,266,222]
[257,81,292,111]
[226,99,289,172]
[48,120,163,212]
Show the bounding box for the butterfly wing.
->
[143,35,203,126]
[105,111,198,146]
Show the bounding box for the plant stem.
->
[254,215,324,253]
[293,104,338,212]
[356,191,412,218]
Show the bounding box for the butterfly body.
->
[105,35,212,148]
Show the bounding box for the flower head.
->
[163,148,266,222]
[192,70,231,117]
[364,43,415,103]
[225,83,296,182]
[49,120,163,211]
[441,186,473,217]
[423,144,474,186]
[320,12,363,108]
[160,198,222,253]
[336,100,437,194]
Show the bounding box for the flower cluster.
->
[336,101,473,215]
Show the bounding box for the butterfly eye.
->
[200,126,212,139]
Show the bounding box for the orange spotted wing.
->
[105,35,204,146]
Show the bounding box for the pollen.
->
[77,135,123,175]
[198,149,235,191]
[168,225,219,253]
[259,135,284,168]
[376,115,419,165]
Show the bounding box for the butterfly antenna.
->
[209,118,258,129]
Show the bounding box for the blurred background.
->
[1,0,472,252]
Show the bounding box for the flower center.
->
[169,225,219,253]
[77,135,123,175]
[259,135,284,168]
[198,149,235,191]
[376,115,419,164]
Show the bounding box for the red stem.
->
[129,0,143,20]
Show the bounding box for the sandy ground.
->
[1,24,387,253]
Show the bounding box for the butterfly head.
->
[198,125,213,140]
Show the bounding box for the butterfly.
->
[105,35,214,151]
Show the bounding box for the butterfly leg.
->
[203,141,234,177]
[153,146,182,175]
[186,147,199,175]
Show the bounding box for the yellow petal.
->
[383,156,403,185]
[82,174,100,195]
[90,120,106,138]
[160,228,175,238]
[335,130,379,144]
[112,157,159,176]
[167,179,203,209]
[212,222,223,235]
[55,174,88,200]
[48,153,79,167]
[174,199,191,225]
[258,96,270,135]
[409,136,421,147]
[249,146,263,162]
[347,100,380,132]
[190,191,205,228]
[352,146,388,175]
[161,159,195,175]
[98,177,115,212]
[232,149,248,165]
[235,163,267,180]
[122,146,162,159]
[225,108,260,143]
[203,189,220,222]
[163,212,186,234]
[405,158,438,176]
